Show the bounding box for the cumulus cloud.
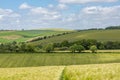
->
[0,8,20,19]
[59,0,118,4]
[57,4,68,10]
[29,7,61,20]
[81,6,120,16]
[77,5,120,29]
[1,2,120,30]
[19,3,32,9]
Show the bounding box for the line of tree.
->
[105,26,120,30]
[27,32,73,42]
[0,39,120,53]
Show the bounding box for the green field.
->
[0,63,120,80]
[0,30,67,43]
[31,30,120,45]
[0,53,120,68]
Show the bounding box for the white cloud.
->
[19,3,31,9]
[57,4,68,10]
[0,15,4,20]
[29,7,61,20]
[0,8,20,18]
[48,4,54,8]
[82,6,120,16]
[59,0,118,4]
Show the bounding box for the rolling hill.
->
[0,30,68,43]
[30,29,120,45]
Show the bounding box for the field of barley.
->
[62,63,120,80]
[0,66,65,80]
[0,63,120,80]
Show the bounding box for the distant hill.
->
[30,29,120,46]
[0,30,69,43]
[105,26,120,29]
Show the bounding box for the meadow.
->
[0,53,120,68]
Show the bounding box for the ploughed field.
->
[0,63,120,80]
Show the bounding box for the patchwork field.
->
[0,30,67,43]
[0,53,120,68]
[0,63,120,80]
[31,29,120,45]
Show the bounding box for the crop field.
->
[0,66,65,80]
[31,30,120,45]
[62,63,120,80]
[0,53,120,68]
[0,30,67,43]
[0,63,120,80]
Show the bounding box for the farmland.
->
[62,63,120,80]
[0,30,68,43]
[30,29,120,45]
[0,66,65,80]
[0,53,120,68]
[0,63,120,80]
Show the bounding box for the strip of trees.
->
[0,39,120,53]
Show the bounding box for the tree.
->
[61,40,69,47]
[70,44,77,53]
[44,44,54,53]
[90,45,97,53]
[76,45,85,53]
[70,44,85,53]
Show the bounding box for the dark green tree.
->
[44,44,54,53]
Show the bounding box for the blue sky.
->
[0,0,120,30]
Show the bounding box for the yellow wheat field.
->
[0,66,65,80]
[0,63,120,80]
[63,63,120,80]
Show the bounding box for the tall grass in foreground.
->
[0,66,64,80]
[63,63,120,80]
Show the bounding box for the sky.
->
[0,0,120,30]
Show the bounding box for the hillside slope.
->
[30,29,120,45]
[0,30,68,43]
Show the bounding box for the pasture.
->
[0,53,120,68]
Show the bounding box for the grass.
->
[31,29,120,45]
[0,53,120,68]
[0,66,65,80]
[0,30,68,43]
[63,63,120,80]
